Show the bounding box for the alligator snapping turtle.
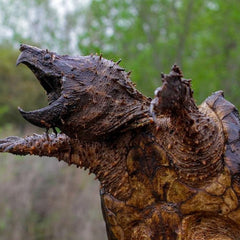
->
[1,44,240,240]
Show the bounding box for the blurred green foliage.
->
[79,0,240,104]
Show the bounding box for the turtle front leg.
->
[0,133,98,169]
[0,133,128,193]
[0,133,71,158]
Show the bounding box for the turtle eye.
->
[44,53,51,61]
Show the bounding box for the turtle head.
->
[17,44,150,140]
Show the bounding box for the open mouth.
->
[17,46,62,103]
[16,44,66,129]
[28,65,59,95]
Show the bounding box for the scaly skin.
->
[1,44,240,239]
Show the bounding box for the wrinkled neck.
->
[157,105,225,186]
[151,65,225,186]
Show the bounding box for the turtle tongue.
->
[18,96,66,128]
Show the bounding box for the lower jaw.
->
[18,96,66,129]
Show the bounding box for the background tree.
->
[78,0,240,103]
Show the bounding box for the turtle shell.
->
[100,81,240,239]
[204,90,240,175]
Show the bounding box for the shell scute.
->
[224,145,240,174]
[229,207,240,225]
[204,91,240,174]
[180,190,223,214]
[223,188,238,212]
[205,91,236,119]
[222,120,240,143]
[213,100,236,120]
[204,90,224,107]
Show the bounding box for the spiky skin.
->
[1,44,240,239]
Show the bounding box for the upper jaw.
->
[16,44,62,100]
[16,44,65,129]
[16,44,43,66]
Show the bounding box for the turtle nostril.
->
[19,43,27,51]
